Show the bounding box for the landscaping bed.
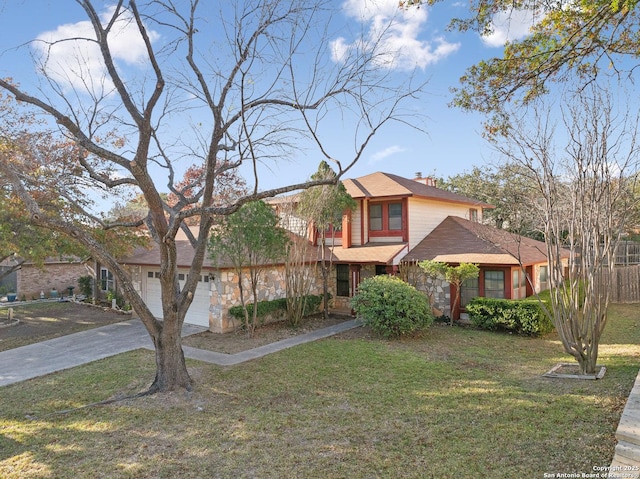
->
[182,313,353,354]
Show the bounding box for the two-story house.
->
[285,171,565,320]
[321,172,492,309]
[121,171,561,331]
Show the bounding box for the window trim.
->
[369,204,383,231]
[100,267,114,292]
[318,221,343,239]
[460,277,479,308]
[484,270,505,299]
[375,265,388,275]
[387,203,402,230]
[368,200,405,237]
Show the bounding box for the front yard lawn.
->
[1,304,639,478]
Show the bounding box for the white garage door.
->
[145,270,211,327]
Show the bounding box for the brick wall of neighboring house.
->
[17,262,89,300]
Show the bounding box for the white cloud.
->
[34,5,159,92]
[369,145,406,164]
[482,9,537,47]
[332,0,459,71]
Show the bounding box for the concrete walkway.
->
[0,318,360,387]
[183,319,360,366]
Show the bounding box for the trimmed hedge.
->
[228,294,326,323]
[465,297,554,336]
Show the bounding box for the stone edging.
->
[543,363,607,380]
[73,300,133,316]
[176,319,362,366]
[0,318,19,328]
[609,369,640,478]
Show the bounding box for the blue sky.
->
[0,1,535,201]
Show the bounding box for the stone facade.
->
[17,261,89,300]
[131,260,448,332]
[210,265,323,333]
[400,263,451,318]
[417,275,451,318]
[330,263,451,317]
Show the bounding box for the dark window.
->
[484,270,505,299]
[178,273,185,281]
[469,208,478,222]
[461,277,479,308]
[375,265,387,275]
[388,203,402,230]
[336,264,350,297]
[369,204,382,231]
[147,271,154,278]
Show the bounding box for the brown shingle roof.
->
[122,236,407,269]
[330,243,408,264]
[404,216,563,266]
[121,230,322,270]
[343,172,493,208]
[121,242,216,269]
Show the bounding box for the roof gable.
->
[404,216,562,266]
[343,172,492,208]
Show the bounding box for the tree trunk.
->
[577,341,599,375]
[451,284,460,327]
[148,315,192,392]
[249,271,260,338]
[236,270,252,337]
[321,262,329,320]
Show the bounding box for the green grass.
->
[1,304,639,478]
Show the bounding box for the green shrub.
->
[77,276,94,298]
[466,297,554,336]
[301,294,328,317]
[105,289,126,309]
[350,275,433,339]
[228,294,326,325]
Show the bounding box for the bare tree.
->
[276,196,318,327]
[0,1,420,392]
[493,84,639,375]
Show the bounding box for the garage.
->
[145,269,211,327]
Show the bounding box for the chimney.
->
[413,173,437,187]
